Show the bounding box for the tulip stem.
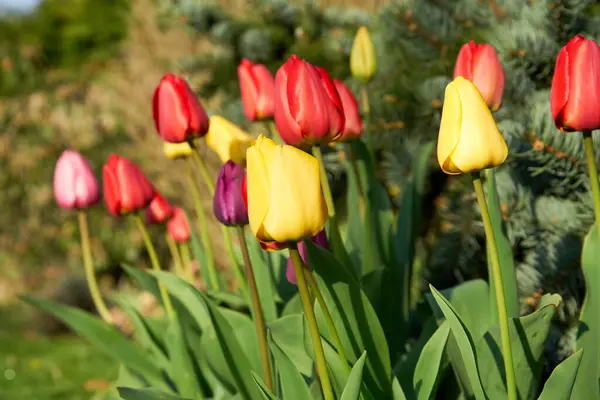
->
[472,173,516,400]
[289,245,334,400]
[190,142,216,194]
[583,131,600,228]
[236,226,274,391]
[305,270,350,373]
[186,162,220,291]
[224,226,249,301]
[134,215,175,321]
[360,85,374,159]
[179,241,195,284]
[265,120,281,144]
[312,146,336,218]
[165,233,185,280]
[78,211,113,325]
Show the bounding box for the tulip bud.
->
[163,141,193,160]
[238,59,275,122]
[333,80,363,141]
[145,192,174,225]
[286,230,328,284]
[437,77,508,175]
[53,149,100,210]
[102,154,155,216]
[274,55,345,147]
[167,208,191,243]
[213,160,249,226]
[205,116,253,165]
[350,26,377,83]
[453,41,505,111]
[246,135,328,246]
[152,73,210,143]
[550,35,600,132]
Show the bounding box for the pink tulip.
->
[53,150,100,210]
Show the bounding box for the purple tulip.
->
[53,150,100,210]
[286,230,328,285]
[213,160,249,226]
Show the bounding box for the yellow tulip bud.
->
[350,26,377,83]
[163,141,193,160]
[205,115,253,165]
[437,77,508,175]
[246,134,327,244]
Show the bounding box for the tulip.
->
[145,192,174,225]
[274,55,345,147]
[167,207,191,243]
[286,230,328,284]
[550,35,600,132]
[102,154,155,216]
[453,41,505,111]
[333,80,363,141]
[350,26,377,83]
[152,73,210,143]
[437,77,508,175]
[213,160,249,226]
[238,59,275,122]
[205,115,253,165]
[53,150,100,210]
[163,141,193,160]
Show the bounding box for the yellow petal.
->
[246,135,271,240]
[437,81,463,174]
[350,26,377,82]
[163,141,193,160]
[205,115,253,165]
[450,78,508,173]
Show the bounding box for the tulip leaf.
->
[307,241,392,398]
[251,371,280,400]
[269,333,312,400]
[573,224,600,400]
[392,376,408,400]
[268,314,313,377]
[538,349,584,400]
[165,317,204,398]
[117,387,191,400]
[340,351,368,400]
[484,168,519,322]
[413,321,450,400]
[281,293,303,317]
[428,285,488,400]
[245,232,278,323]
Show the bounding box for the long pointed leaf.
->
[340,351,368,400]
[165,318,203,398]
[538,349,584,400]
[269,334,312,400]
[413,321,450,400]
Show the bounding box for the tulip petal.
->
[252,64,275,119]
[453,41,476,80]
[153,76,191,143]
[471,44,505,110]
[274,60,303,146]
[102,163,121,215]
[437,82,463,174]
[246,136,271,240]
[238,59,259,121]
[550,43,570,130]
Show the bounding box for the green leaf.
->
[281,293,303,317]
[392,376,408,400]
[117,387,191,400]
[484,168,519,322]
[428,285,487,400]
[165,317,203,398]
[340,351,368,400]
[20,296,162,380]
[538,349,584,400]
[573,224,600,400]
[413,321,450,400]
[251,371,279,400]
[268,314,313,377]
[307,241,392,398]
[269,334,312,400]
[476,293,561,399]
[246,233,278,323]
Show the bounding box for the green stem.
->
[265,120,282,144]
[583,130,600,227]
[186,161,220,290]
[224,226,249,301]
[472,173,516,400]
[360,85,374,159]
[236,227,274,391]
[179,241,195,284]
[289,245,334,400]
[78,211,113,325]
[134,215,175,321]
[166,233,184,279]
[305,270,350,373]
[312,146,336,218]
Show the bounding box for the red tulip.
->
[102,154,155,216]
[274,55,345,147]
[53,150,100,210]
[551,35,600,132]
[167,207,191,243]
[453,41,505,111]
[145,192,174,225]
[152,73,210,143]
[333,80,362,141]
[238,59,275,121]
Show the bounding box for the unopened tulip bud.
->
[213,160,249,226]
[102,154,155,216]
[285,230,328,284]
[550,35,600,132]
[333,80,362,141]
[53,150,100,210]
[350,26,377,83]
[145,192,174,225]
[437,77,508,175]
[167,207,191,243]
[163,141,193,160]
[238,59,275,122]
[205,116,253,165]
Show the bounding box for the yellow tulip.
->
[246,134,327,244]
[437,77,508,175]
[350,26,377,83]
[163,141,193,160]
[205,115,253,165]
